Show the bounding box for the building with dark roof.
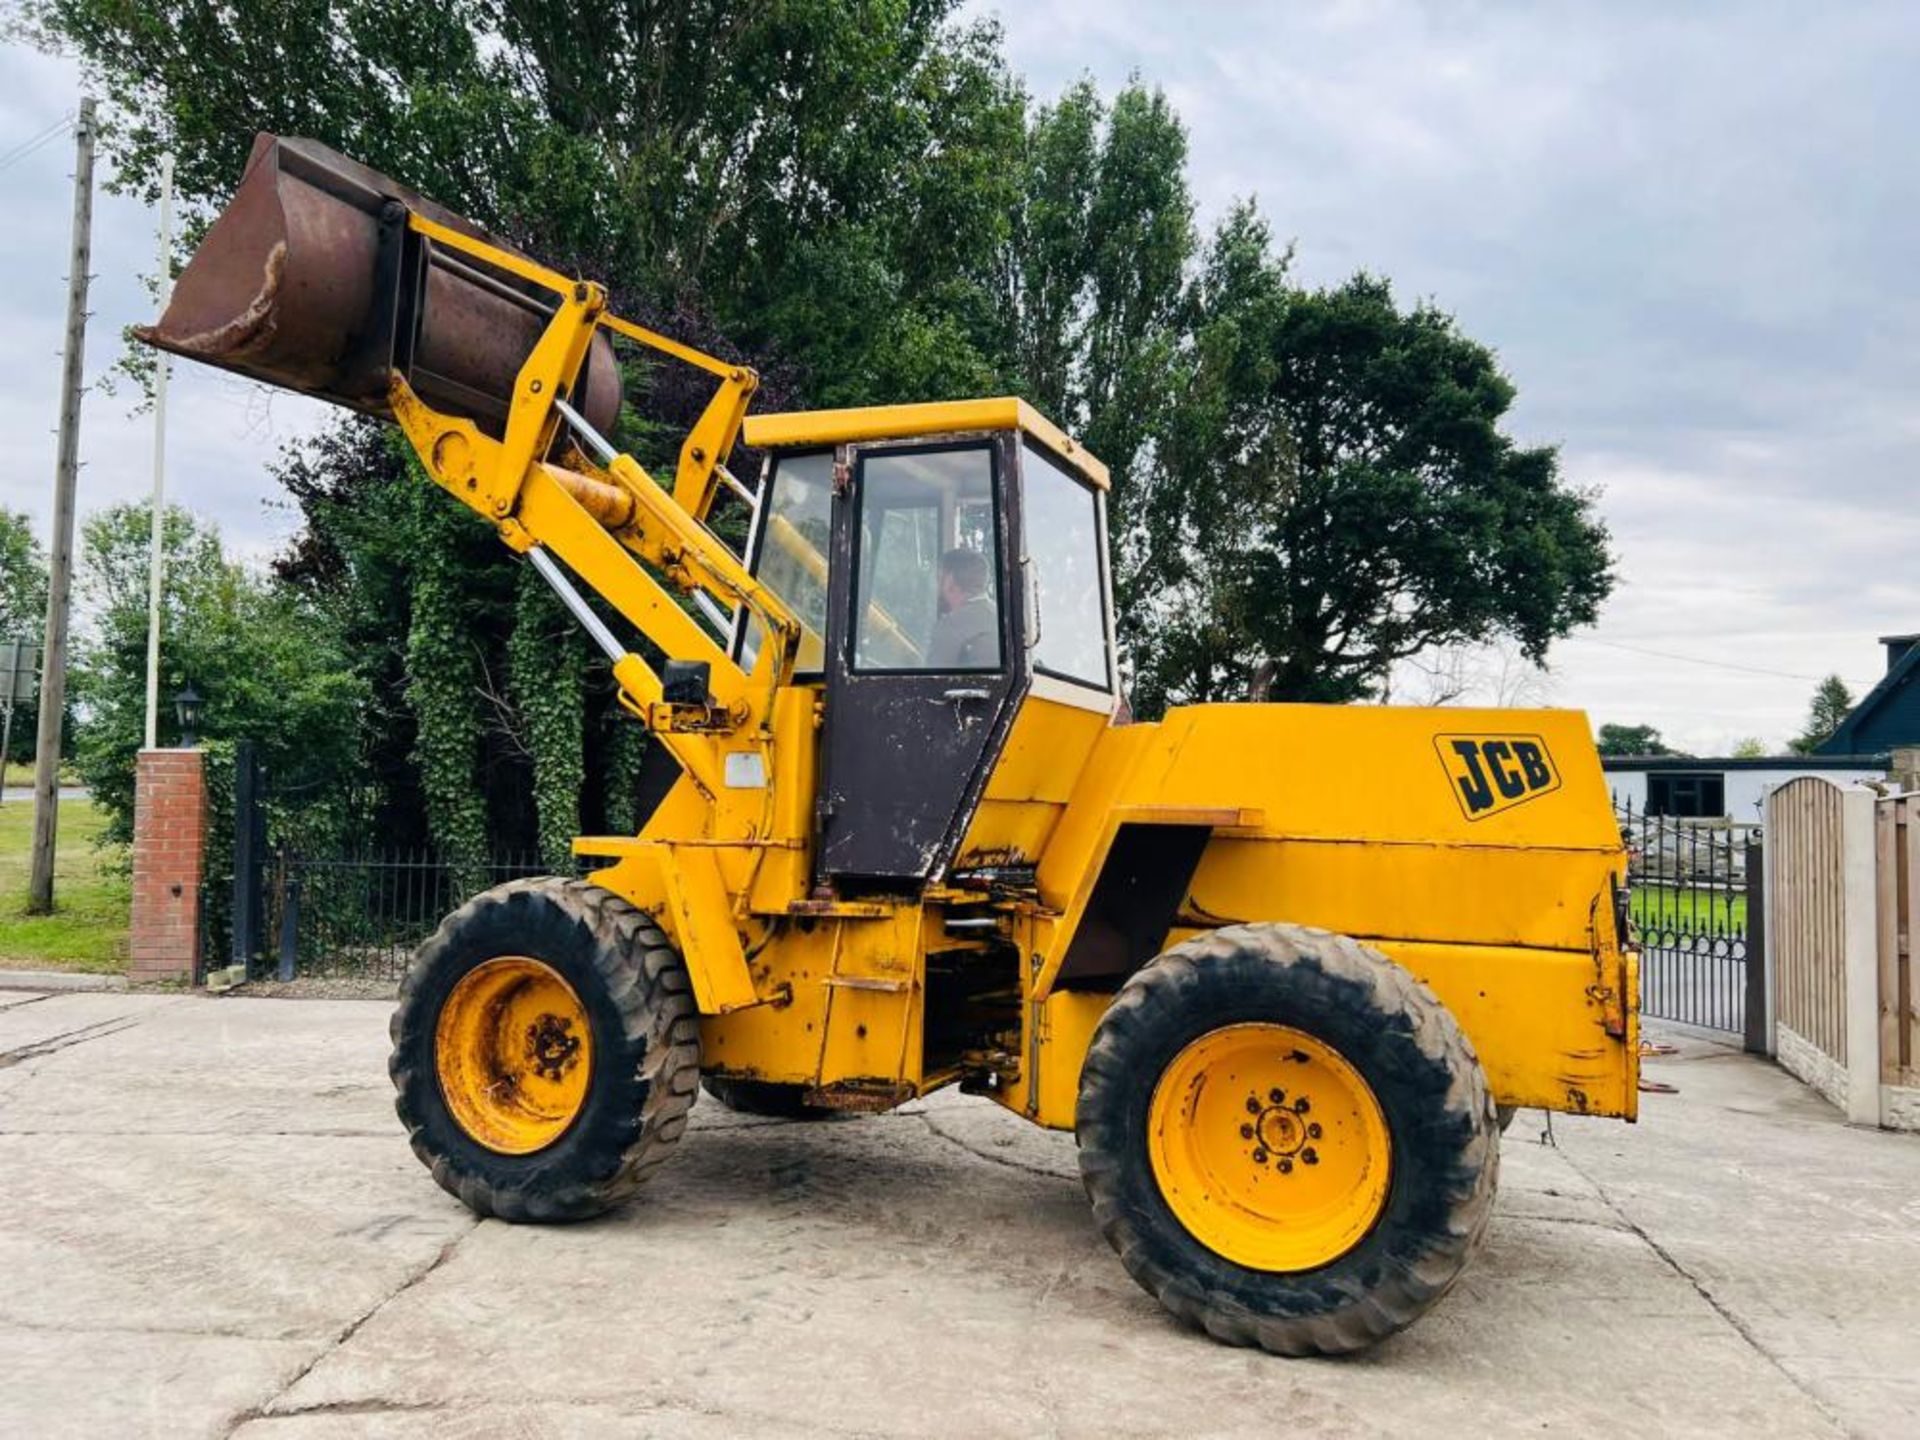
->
[1818,634,1920,756]
[1600,632,1916,819]
[1603,752,1885,820]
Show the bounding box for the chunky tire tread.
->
[1075,922,1498,1357]
[701,1076,840,1120]
[390,877,700,1223]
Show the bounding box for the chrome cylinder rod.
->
[691,589,732,636]
[553,395,617,466]
[527,547,624,664]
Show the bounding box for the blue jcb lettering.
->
[1481,740,1526,799]
[1450,739,1494,814]
[1513,740,1553,790]
[1440,734,1558,819]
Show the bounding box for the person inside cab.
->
[928,547,995,669]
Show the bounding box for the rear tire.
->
[1075,923,1498,1356]
[702,1076,839,1120]
[390,877,700,1222]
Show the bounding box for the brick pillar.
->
[130,748,207,984]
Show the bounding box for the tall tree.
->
[998,79,1193,562]
[1134,241,1613,714]
[0,508,49,640]
[1789,674,1855,754]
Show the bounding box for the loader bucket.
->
[137,133,618,437]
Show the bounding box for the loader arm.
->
[388,214,799,735]
[134,135,797,800]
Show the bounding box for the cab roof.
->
[739,397,1109,490]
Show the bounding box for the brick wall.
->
[129,748,206,983]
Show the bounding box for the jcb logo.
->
[1435,734,1560,820]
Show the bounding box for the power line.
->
[1576,637,1873,689]
[0,110,78,175]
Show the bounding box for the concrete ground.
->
[1,991,1916,1440]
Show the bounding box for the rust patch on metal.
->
[803,1079,914,1113]
[135,239,286,359]
[525,1013,582,1083]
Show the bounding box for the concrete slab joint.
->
[129,746,207,985]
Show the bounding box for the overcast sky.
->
[4,3,1917,754]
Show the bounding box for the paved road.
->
[1,991,1916,1439]
[0,786,88,803]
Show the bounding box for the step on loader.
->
[144,134,1640,1355]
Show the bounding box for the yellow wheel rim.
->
[1147,1023,1391,1272]
[435,957,593,1155]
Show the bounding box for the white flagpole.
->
[143,152,174,750]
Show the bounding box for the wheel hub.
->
[1148,1023,1392,1272]
[435,956,593,1155]
[526,1013,582,1083]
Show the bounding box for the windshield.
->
[1022,443,1110,689]
[740,451,831,672]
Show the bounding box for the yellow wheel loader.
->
[145,135,1639,1356]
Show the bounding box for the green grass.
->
[1630,884,1747,932]
[0,797,129,973]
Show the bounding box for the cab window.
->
[853,444,1001,673]
[740,451,831,672]
[1022,443,1110,689]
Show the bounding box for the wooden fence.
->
[1763,776,1920,1128]
[1875,795,1920,1095]
[1770,778,1855,1076]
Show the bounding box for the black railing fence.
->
[1615,796,1760,1037]
[263,849,561,982]
[207,737,580,984]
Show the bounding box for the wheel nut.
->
[1307,1122,1322,1139]
[1278,1157,1293,1173]
[1245,1096,1262,1114]
[1293,1097,1311,1114]
[1268,1087,1285,1104]
[1252,1148,1269,1164]
[1240,1123,1254,1139]
[1301,1147,1319,1165]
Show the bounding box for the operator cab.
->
[736,400,1116,887]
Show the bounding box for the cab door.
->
[818,435,1024,884]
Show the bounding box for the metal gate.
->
[212,739,553,985]
[1617,800,1761,1039]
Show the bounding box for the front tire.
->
[390,877,700,1222]
[1076,923,1498,1356]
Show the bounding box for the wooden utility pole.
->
[27,98,96,914]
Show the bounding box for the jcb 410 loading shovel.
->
[146,134,1639,1356]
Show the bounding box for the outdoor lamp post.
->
[173,683,203,747]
